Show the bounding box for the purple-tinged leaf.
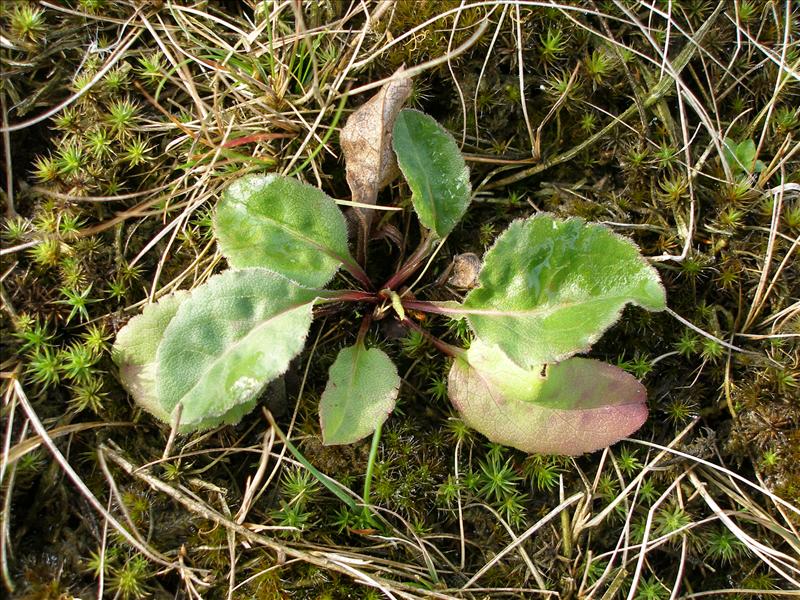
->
[448,340,648,455]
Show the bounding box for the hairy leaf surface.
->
[156,269,317,430]
[112,291,189,422]
[459,215,666,368]
[448,340,648,455]
[215,175,354,287]
[392,109,471,238]
[320,343,400,445]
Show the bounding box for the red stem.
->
[320,290,378,303]
[341,259,374,291]
[356,313,372,346]
[401,317,463,358]
[382,232,435,291]
[400,299,457,316]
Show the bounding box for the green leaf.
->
[722,137,760,176]
[156,269,317,430]
[319,343,400,445]
[448,340,648,455]
[215,174,355,288]
[392,109,471,238]
[456,214,666,368]
[112,291,189,422]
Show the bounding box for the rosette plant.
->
[113,76,666,455]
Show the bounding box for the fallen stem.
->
[12,379,194,577]
[483,2,722,190]
[101,442,455,597]
[289,87,349,177]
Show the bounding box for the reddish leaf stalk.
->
[401,317,463,358]
[341,259,374,290]
[382,231,435,291]
[399,299,457,316]
[356,313,373,346]
[320,290,378,303]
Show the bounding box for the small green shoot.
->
[722,137,765,177]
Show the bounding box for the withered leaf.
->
[447,252,481,289]
[340,70,411,246]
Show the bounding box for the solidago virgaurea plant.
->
[113,75,666,455]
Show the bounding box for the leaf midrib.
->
[332,345,363,438]
[455,294,643,318]
[165,299,312,421]
[240,206,352,271]
[406,137,440,232]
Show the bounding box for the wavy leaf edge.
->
[458,213,667,368]
[134,269,320,432]
[392,109,471,238]
[448,340,649,455]
[214,174,355,288]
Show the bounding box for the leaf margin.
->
[319,342,401,446]
[392,108,471,239]
[447,339,649,455]
[459,213,667,368]
[154,268,319,431]
[214,174,356,288]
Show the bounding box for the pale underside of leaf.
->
[112,291,189,422]
[156,269,317,431]
[319,344,400,445]
[392,109,471,238]
[215,174,354,288]
[448,340,648,455]
[460,214,666,368]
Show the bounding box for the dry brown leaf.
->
[340,70,411,257]
[448,252,481,289]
